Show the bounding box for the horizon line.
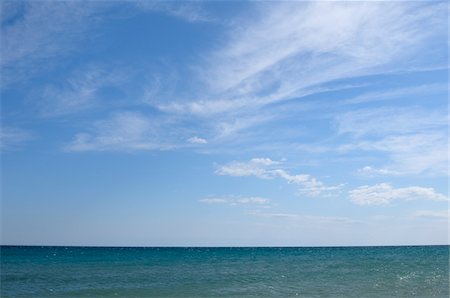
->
[1,244,449,249]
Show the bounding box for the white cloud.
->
[179,1,445,115]
[187,136,207,144]
[349,183,448,206]
[335,107,447,137]
[215,158,341,197]
[6,1,446,161]
[235,197,270,205]
[65,112,166,152]
[214,158,278,179]
[250,158,278,166]
[357,166,401,177]
[157,85,348,118]
[214,115,272,139]
[340,83,447,106]
[0,127,33,150]
[147,1,447,151]
[336,107,448,176]
[248,212,299,219]
[352,133,448,176]
[199,198,228,204]
[250,211,360,224]
[157,100,244,117]
[273,169,344,197]
[412,210,448,219]
[136,1,212,23]
[199,196,271,206]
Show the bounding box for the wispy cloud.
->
[0,126,33,150]
[250,211,360,225]
[187,136,207,145]
[5,0,446,165]
[215,158,342,197]
[336,107,448,176]
[49,1,447,155]
[163,1,446,117]
[250,212,298,219]
[136,1,212,23]
[335,107,447,137]
[145,1,447,153]
[340,83,447,106]
[349,183,448,206]
[214,114,273,140]
[412,210,448,220]
[199,196,271,206]
[64,108,216,152]
[357,166,401,177]
[353,133,447,176]
[64,112,170,152]
[36,65,127,117]
[215,158,279,179]
[1,1,106,87]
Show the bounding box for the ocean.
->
[1,245,448,297]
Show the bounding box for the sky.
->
[1,1,448,247]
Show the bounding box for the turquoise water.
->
[1,246,448,297]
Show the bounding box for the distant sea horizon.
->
[1,245,448,297]
[2,244,449,248]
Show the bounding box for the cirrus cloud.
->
[199,196,271,206]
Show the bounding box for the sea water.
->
[1,245,448,297]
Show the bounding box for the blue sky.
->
[1,1,448,246]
